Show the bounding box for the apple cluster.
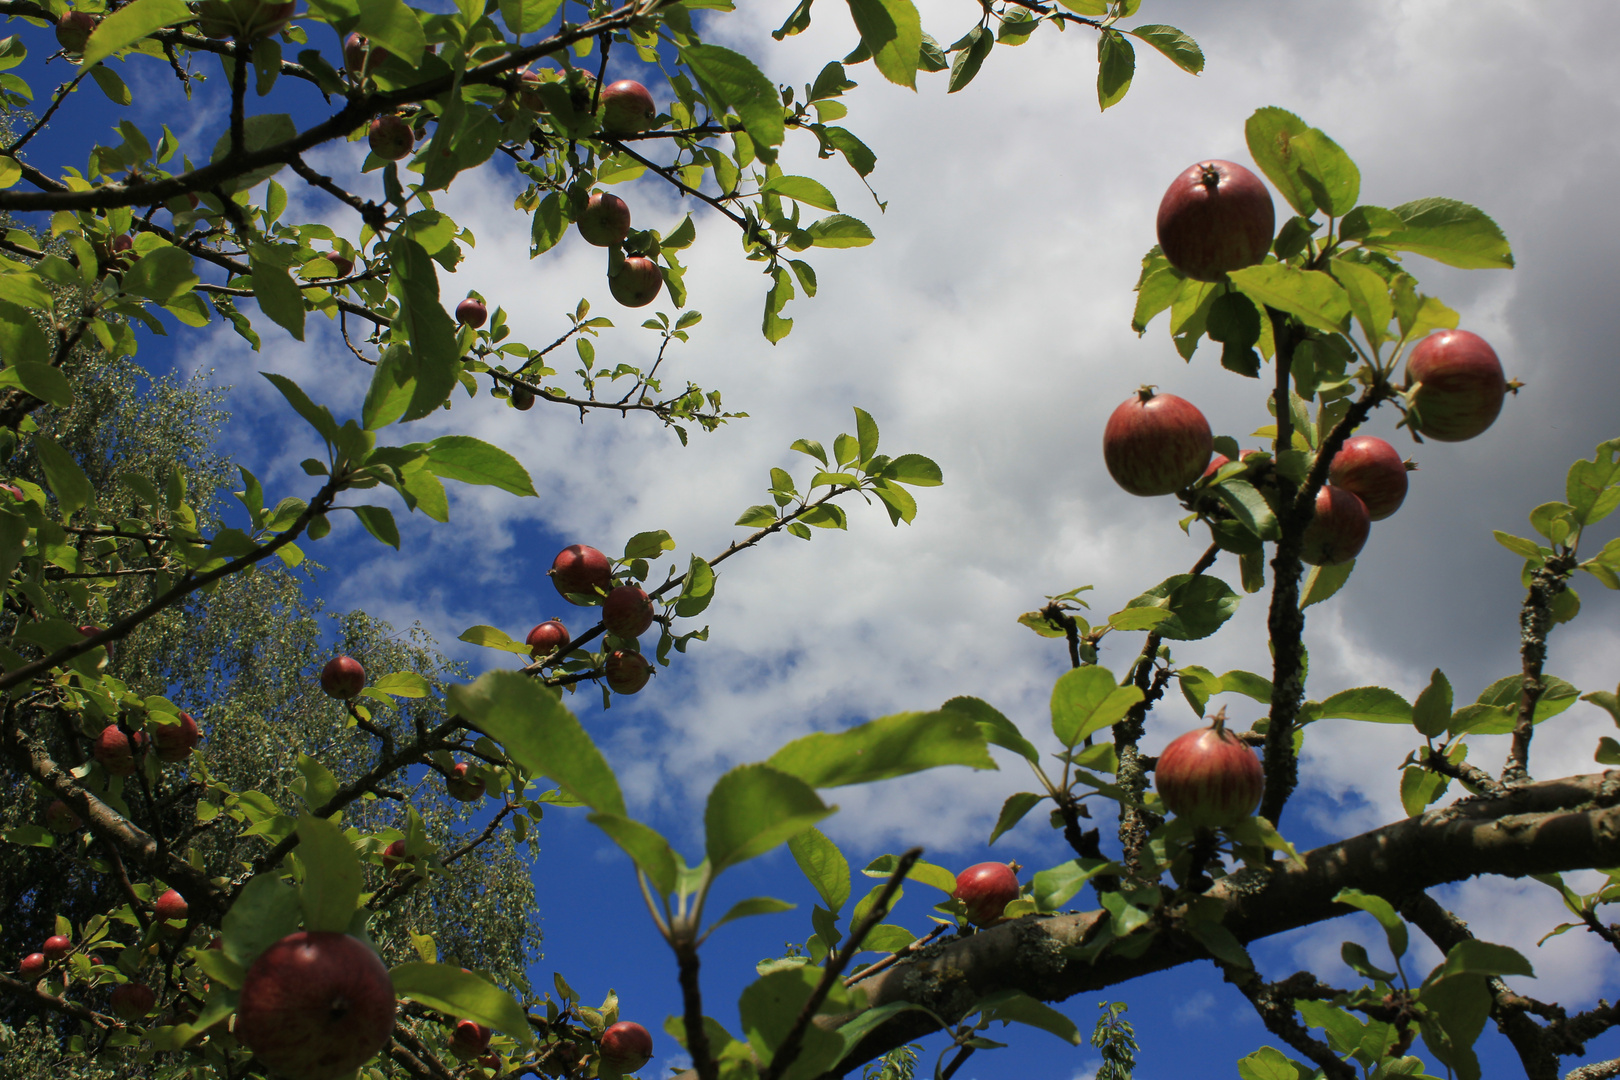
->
[547,544,655,694]
[90,712,202,777]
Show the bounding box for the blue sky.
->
[11,0,1620,1075]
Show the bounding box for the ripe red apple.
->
[599,80,656,135]
[1102,388,1213,497]
[525,619,570,658]
[608,256,662,308]
[236,931,397,1080]
[599,1020,653,1073]
[154,888,188,932]
[578,192,632,247]
[325,254,354,278]
[153,712,202,762]
[368,114,414,161]
[456,297,488,328]
[451,1019,492,1059]
[381,838,408,871]
[952,862,1020,928]
[109,981,155,1021]
[602,585,654,639]
[1156,160,1275,282]
[446,762,485,802]
[320,655,366,699]
[1328,436,1409,521]
[94,725,144,777]
[1154,711,1264,828]
[551,544,612,603]
[19,952,47,978]
[45,799,82,833]
[43,935,71,962]
[1299,484,1370,566]
[1404,329,1506,443]
[604,650,652,695]
[510,385,535,411]
[55,10,96,53]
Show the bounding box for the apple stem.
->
[1209,705,1228,735]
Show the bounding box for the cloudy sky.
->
[21,0,1620,1074]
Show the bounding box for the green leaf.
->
[946,25,992,94]
[739,967,849,1080]
[1288,128,1359,217]
[208,113,296,191]
[356,0,426,65]
[0,299,49,368]
[788,828,850,913]
[1493,531,1545,561]
[350,505,399,548]
[121,247,198,302]
[880,453,942,486]
[1333,888,1407,959]
[1300,558,1354,609]
[33,435,91,520]
[988,792,1043,846]
[447,670,624,816]
[1566,438,1620,527]
[1123,574,1241,641]
[805,214,875,248]
[979,989,1082,1044]
[1400,763,1449,818]
[1411,669,1453,739]
[388,237,460,422]
[587,813,678,896]
[860,854,957,894]
[362,345,413,431]
[81,0,190,67]
[391,963,535,1047]
[1030,858,1110,910]
[1049,666,1142,748]
[1186,919,1252,969]
[456,625,530,655]
[682,43,784,154]
[706,764,833,872]
[498,0,563,34]
[1318,686,1412,724]
[768,709,994,787]
[1127,24,1203,74]
[1435,939,1534,981]
[1417,974,1489,1080]
[759,175,838,212]
[1375,198,1514,270]
[1095,28,1133,110]
[1228,263,1350,335]
[1132,267,1182,334]
[1237,1046,1313,1080]
[426,436,536,496]
[0,362,71,408]
[295,753,338,808]
[371,671,430,698]
[1451,675,1579,735]
[1329,256,1392,347]
[710,896,797,934]
[0,270,53,311]
[845,0,921,89]
[1244,106,1317,217]
[248,245,306,341]
[1341,941,1396,983]
[941,695,1039,764]
[221,874,302,968]
[262,372,339,444]
[295,813,363,933]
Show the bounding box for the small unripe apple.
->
[153,711,201,762]
[55,10,96,54]
[1328,436,1409,521]
[456,297,488,328]
[368,114,415,161]
[343,33,370,74]
[510,385,535,411]
[599,1020,653,1073]
[43,935,71,962]
[236,931,397,1080]
[446,762,485,802]
[1404,329,1506,443]
[1154,710,1263,828]
[381,838,408,871]
[46,800,82,833]
[604,650,651,695]
[577,192,631,247]
[525,619,570,658]
[952,862,1019,928]
[1156,160,1275,282]
[1102,387,1213,497]
[602,585,654,638]
[599,80,656,135]
[551,544,612,603]
[1299,484,1370,566]
[94,725,144,776]
[451,1019,492,1059]
[609,256,662,308]
[19,952,47,979]
[109,981,156,1021]
[154,888,188,933]
[320,655,366,699]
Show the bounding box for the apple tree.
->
[1,0,1618,1078]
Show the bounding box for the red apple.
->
[1404,329,1506,443]
[551,544,612,603]
[94,725,144,777]
[510,385,535,411]
[525,619,570,658]
[236,931,397,1080]
[0,481,24,501]
[456,297,488,328]
[1299,484,1370,566]
[451,1019,492,1059]
[43,935,71,962]
[45,799,82,833]
[479,1052,500,1071]
[368,114,414,161]
[609,256,662,308]
[154,888,188,932]
[578,193,631,247]
[599,80,656,135]
[78,623,114,661]
[517,68,546,112]
[381,838,408,871]
[343,33,370,74]
[1156,160,1275,282]
[320,655,366,699]
[952,862,1020,928]
[19,952,47,978]
[1102,388,1213,497]
[325,254,354,278]
[1328,436,1409,521]
[446,762,485,802]
[109,981,155,1021]
[153,712,202,762]
[603,650,651,695]
[602,585,654,639]
[599,1020,653,1073]
[55,10,96,53]
[1155,710,1264,828]
[1200,452,1230,481]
